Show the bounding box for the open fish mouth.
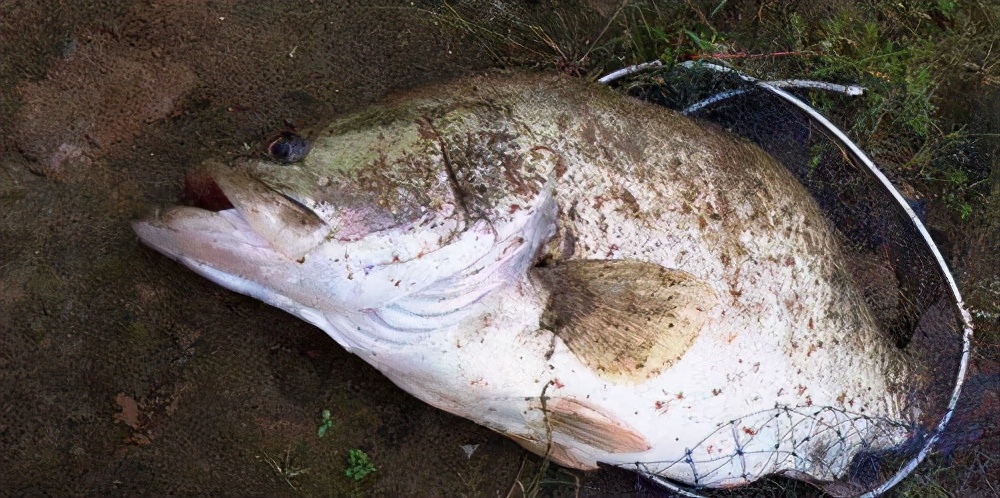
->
[132,165,329,319]
[134,161,329,265]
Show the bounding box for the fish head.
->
[133,94,561,349]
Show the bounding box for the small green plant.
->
[316,409,334,438]
[345,449,376,482]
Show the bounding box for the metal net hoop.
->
[599,61,973,497]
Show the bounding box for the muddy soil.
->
[1,1,997,497]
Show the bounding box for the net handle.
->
[600,61,975,497]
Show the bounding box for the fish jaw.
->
[132,206,340,327]
[132,205,435,350]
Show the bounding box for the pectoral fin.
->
[532,259,716,383]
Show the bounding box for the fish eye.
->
[267,132,309,163]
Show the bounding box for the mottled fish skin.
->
[134,72,914,488]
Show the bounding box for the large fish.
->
[134,72,915,487]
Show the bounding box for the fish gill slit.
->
[419,116,471,221]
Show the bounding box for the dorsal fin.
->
[532,260,716,383]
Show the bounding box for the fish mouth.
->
[132,160,347,327]
[133,195,354,352]
[179,169,235,213]
[135,160,329,264]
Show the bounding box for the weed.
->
[504,452,581,498]
[970,278,1000,327]
[316,409,334,438]
[907,131,991,221]
[345,448,376,482]
[262,445,309,491]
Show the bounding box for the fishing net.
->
[599,62,973,497]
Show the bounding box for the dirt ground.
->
[1,1,997,497]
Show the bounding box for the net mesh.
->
[601,62,972,497]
